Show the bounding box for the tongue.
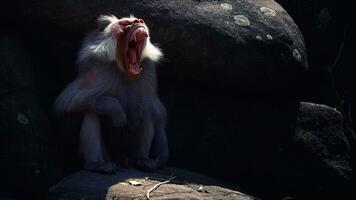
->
[127,47,141,75]
[130,63,141,75]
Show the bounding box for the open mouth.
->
[118,25,148,79]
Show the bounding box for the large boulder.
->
[48,167,254,200]
[5,0,307,95]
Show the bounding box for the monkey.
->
[54,15,168,174]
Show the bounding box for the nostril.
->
[139,19,144,24]
[133,19,139,24]
[119,19,130,26]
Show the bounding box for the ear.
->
[96,15,118,31]
[142,37,163,62]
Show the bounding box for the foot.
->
[84,162,119,174]
[135,158,162,172]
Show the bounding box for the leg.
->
[151,122,169,167]
[134,97,169,171]
[135,121,169,171]
[80,112,118,174]
[151,99,169,168]
[135,117,158,171]
[135,105,169,171]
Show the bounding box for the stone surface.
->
[285,102,353,199]
[295,102,352,180]
[294,103,352,178]
[48,167,254,200]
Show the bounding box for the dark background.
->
[0,0,354,199]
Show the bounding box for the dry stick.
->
[327,28,346,115]
[146,176,176,200]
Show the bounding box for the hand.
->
[91,96,127,127]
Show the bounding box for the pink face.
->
[112,18,149,79]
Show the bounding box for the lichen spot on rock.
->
[196,3,228,14]
[260,7,276,17]
[293,49,302,62]
[234,15,250,26]
[17,113,29,125]
[220,3,232,11]
[256,35,263,41]
[266,34,273,40]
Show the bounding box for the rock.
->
[48,167,254,200]
[285,102,353,199]
[295,102,352,180]
[0,35,62,198]
[6,0,307,95]
[296,103,352,172]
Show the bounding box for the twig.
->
[146,176,176,200]
[328,29,345,72]
[327,28,347,115]
[348,104,353,123]
[146,177,186,184]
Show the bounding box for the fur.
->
[54,15,168,172]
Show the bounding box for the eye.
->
[119,19,131,26]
